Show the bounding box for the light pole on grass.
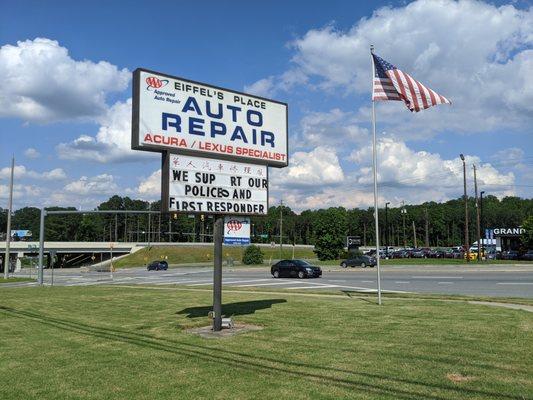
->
[460,154,470,263]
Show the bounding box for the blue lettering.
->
[182,97,203,115]
[189,117,205,136]
[162,113,181,132]
[206,101,223,119]
[230,126,248,143]
[210,121,226,137]
[261,131,275,147]
[226,105,241,122]
[246,110,263,126]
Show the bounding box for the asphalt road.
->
[5,264,533,298]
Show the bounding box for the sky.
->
[1,0,532,212]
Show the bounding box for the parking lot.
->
[6,263,533,298]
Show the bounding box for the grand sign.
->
[132,68,288,167]
[162,153,268,215]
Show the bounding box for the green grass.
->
[114,245,316,268]
[0,286,531,399]
[0,277,35,283]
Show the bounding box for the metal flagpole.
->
[4,156,14,279]
[370,45,382,305]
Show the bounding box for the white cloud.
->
[297,109,369,148]
[0,183,42,201]
[0,38,130,123]
[271,146,344,187]
[24,148,40,159]
[251,0,533,134]
[56,98,156,163]
[63,174,118,195]
[0,164,66,180]
[137,169,161,200]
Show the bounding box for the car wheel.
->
[273,270,280,278]
[298,271,306,279]
[361,262,366,268]
[341,262,347,268]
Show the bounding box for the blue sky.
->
[1,0,532,211]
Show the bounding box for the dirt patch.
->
[186,323,263,339]
[446,373,476,383]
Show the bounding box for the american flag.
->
[372,53,451,112]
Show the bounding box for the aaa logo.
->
[146,76,169,90]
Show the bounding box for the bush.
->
[242,245,264,265]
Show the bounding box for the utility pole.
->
[401,202,407,248]
[424,207,429,247]
[473,165,481,261]
[412,220,417,248]
[212,216,223,331]
[147,203,151,246]
[279,200,283,260]
[114,214,118,242]
[363,222,367,246]
[4,156,14,279]
[460,154,470,262]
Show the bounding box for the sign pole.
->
[213,215,224,331]
[370,45,383,305]
[38,208,45,285]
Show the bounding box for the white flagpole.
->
[370,45,382,305]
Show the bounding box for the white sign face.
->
[223,216,251,246]
[132,68,288,167]
[167,154,268,215]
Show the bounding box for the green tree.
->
[313,208,347,260]
[521,215,533,249]
[242,245,264,265]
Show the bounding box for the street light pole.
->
[3,156,14,279]
[480,191,485,255]
[473,165,481,261]
[460,154,470,263]
[385,202,390,257]
[279,200,283,260]
[401,202,407,248]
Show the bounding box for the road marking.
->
[438,282,454,285]
[361,280,375,283]
[412,276,463,279]
[187,278,271,286]
[496,282,533,285]
[232,281,299,287]
[395,281,410,284]
[287,284,339,290]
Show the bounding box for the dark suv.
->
[271,259,322,279]
[340,255,376,268]
[147,260,169,271]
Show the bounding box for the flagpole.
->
[370,45,382,305]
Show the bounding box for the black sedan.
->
[340,255,376,268]
[271,259,322,279]
[147,260,169,271]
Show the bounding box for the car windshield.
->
[293,260,312,266]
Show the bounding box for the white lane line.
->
[412,276,463,279]
[232,281,299,287]
[187,279,271,287]
[287,284,339,290]
[361,280,375,283]
[395,281,410,284]
[496,282,533,285]
[438,282,454,285]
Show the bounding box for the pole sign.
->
[163,153,268,215]
[223,216,251,246]
[347,236,362,251]
[132,68,288,167]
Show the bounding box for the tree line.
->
[1,195,532,247]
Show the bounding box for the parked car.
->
[500,250,520,260]
[521,250,533,261]
[431,249,447,258]
[391,249,409,259]
[271,259,322,279]
[340,255,376,268]
[412,248,432,258]
[147,260,169,271]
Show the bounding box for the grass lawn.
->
[1,286,531,399]
[114,245,316,268]
[0,277,35,283]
